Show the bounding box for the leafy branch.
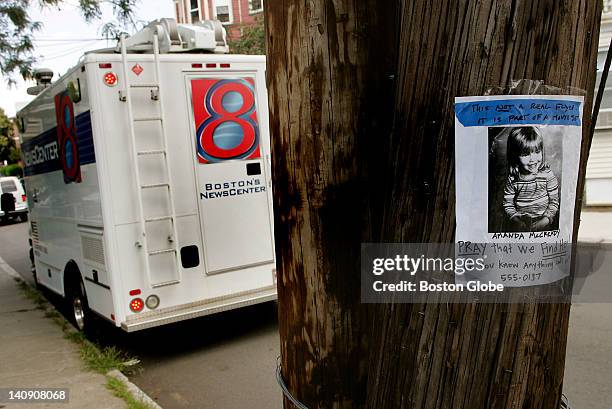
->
[0,0,139,84]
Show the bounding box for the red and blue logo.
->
[191,78,261,164]
[54,91,81,183]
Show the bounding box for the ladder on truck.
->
[119,31,180,287]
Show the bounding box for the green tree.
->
[0,134,13,163]
[0,164,23,177]
[0,107,17,163]
[228,15,265,55]
[0,0,138,84]
[9,146,21,164]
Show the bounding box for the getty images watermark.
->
[361,242,612,304]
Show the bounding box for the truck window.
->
[0,180,17,193]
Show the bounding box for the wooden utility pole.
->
[265,1,602,408]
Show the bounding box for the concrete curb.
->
[0,255,163,409]
[107,370,163,409]
[0,256,22,280]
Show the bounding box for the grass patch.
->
[44,309,60,318]
[106,377,153,409]
[64,330,86,343]
[82,342,129,374]
[14,278,47,308]
[13,277,149,408]
[64,332,138,376]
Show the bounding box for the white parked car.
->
[0,176,28,222]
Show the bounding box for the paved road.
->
[114,303,282,409]
[0,219,33,285]
[0,221,282,409]
[562,242,612,409]
[1,221,611,408]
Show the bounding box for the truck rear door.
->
[186,74,274,274]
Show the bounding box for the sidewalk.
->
[563,208,612,409]
[578,209,612,243]
[0,266,125,409]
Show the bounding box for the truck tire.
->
[68,276,93,333]
[32,267,38,287]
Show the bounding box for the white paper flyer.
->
[455,94,583,287]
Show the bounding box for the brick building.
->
[173,0,263,40]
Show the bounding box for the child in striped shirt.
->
[503,127,559,232]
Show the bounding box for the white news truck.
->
[17,19,276,332]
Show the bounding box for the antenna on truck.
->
[115,18,229,54]
[26,68,54,95]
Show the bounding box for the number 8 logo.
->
[54,92,81,183]
[194,79,260,163]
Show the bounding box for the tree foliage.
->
[0,163,23,177]
[0,108,19,164]
[228,16,265,55]
[0,0,138,84]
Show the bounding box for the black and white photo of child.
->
[488,126,562,233]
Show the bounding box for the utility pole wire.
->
[33,38,107,42]
[35,40,107,49]
[40,40,106,60]
[589,35,612,153]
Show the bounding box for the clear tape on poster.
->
[454,80,586,290]
[484,79,586,98]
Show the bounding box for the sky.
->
[0,0,175,117]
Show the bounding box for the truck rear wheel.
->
[68,277,92,333]
[32,267,39,288]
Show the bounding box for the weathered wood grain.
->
[265,0,398,406]
[265,0,602,408]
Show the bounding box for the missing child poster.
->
[454,95,583,287]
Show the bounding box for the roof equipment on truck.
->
[113,18,229,54]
